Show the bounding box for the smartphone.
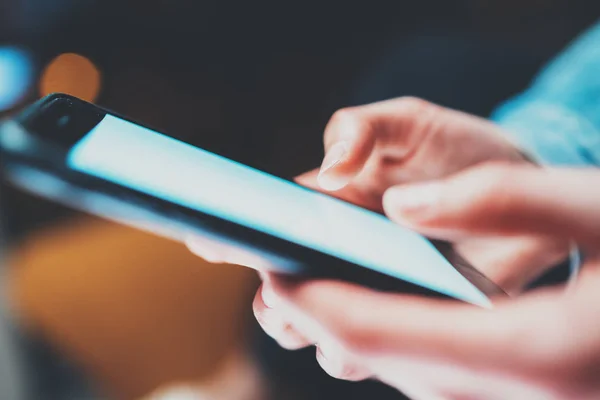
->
[0,94,504,307]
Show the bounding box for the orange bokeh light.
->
[40,53,101,102]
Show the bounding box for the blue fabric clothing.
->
[493,21,600,166]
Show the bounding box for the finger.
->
[185,236,234,264]
[294,169,320,189]
[267,276,580,373]
[253,282,311,350]
[318,97,442,191]
[259,273,373,381]
[185,236,274,271]
[295,169,384,211]
[383,163,600,248]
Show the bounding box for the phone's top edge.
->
[40,93,82,102]
[11,93,91,124]
[28,93,88,111]
[11,94,63,124]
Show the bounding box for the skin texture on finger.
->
[383,164,600,249]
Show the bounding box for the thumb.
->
[382,163,600,248]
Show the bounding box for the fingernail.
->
[261,282,280,309]
[321,142,348,173]
[316,345,328,361]
[255,306,281,328]
[384,183,441,219]
[199,248,226,264]
[318,142,349,191]
[255,307,284,336]
[316,345,352,380]
[258,270,268,281]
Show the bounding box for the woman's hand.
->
[187,97,569,293]
[253,165,600,400]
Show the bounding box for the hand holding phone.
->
[0,94,505,307]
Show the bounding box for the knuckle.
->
[331,314,373,355]
[326,107,370,144]
[396,96,434,115]
[394,97,443,145]
[329,107,360,130]
[330,107,357,123]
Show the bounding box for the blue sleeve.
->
[491,21,600,166]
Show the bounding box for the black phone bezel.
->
[0,93,507,301]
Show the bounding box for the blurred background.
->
[0,1,599,399]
